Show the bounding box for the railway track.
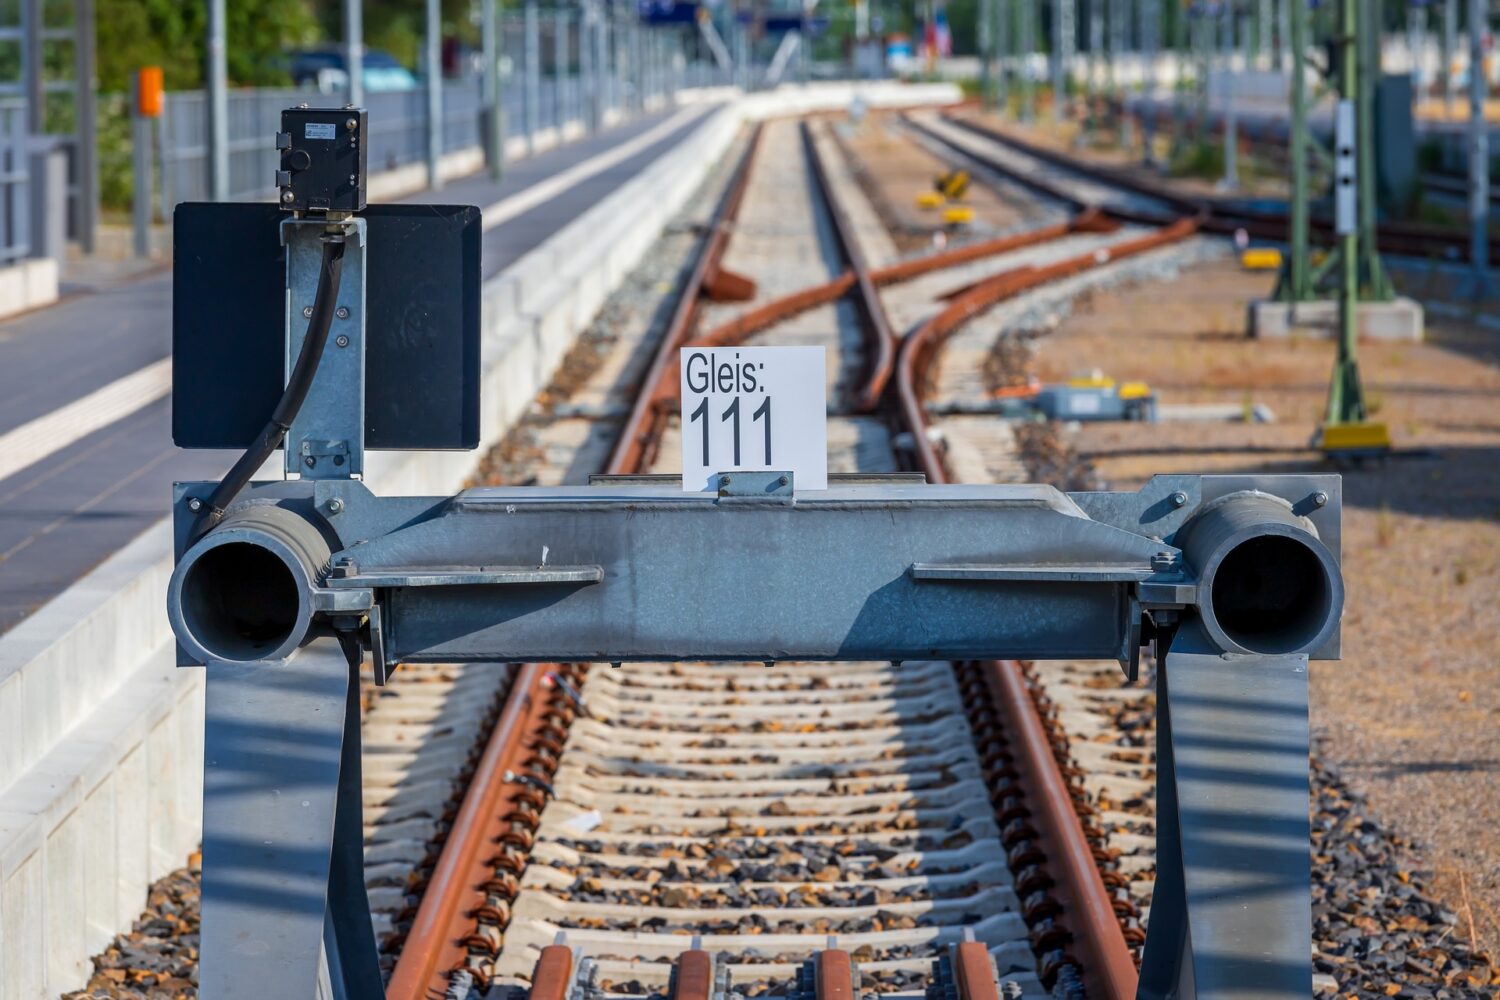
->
[67,105,1500,1000]
[939,107,1500,264]
[377,112,1207,1000]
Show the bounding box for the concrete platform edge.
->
[0,80,961,999]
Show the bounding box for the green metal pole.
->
[1327,0,1366,428]
[1170,0,1186,158]
[980,0,996,108]
[1020,0,1036,121]
[998,0,1012,112]
[1356,0,1392,300]
[1279,0,1310,300]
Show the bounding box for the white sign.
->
[679,346,827,492]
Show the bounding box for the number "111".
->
[689,396,771,466]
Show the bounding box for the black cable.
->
[192,233,347,541]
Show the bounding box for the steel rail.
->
[684,212,1115,358]
[901,114,1186,228]
[645,212,1121,419]
[606,125,764,476]
[394,113,1178,1000]
[894,212,1199,1000]
[895,216,1200,481]
[391,129,770,997]
[596,116,1171,991]
[799,119,897,411]
[386,665,579,999]
[943,110,1500,264]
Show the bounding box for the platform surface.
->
[0,103,720,633]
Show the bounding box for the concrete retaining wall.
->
[0,80,960,999]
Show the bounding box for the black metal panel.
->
[362,203,482,451]
[172,202,285,451]
[172,201,481,452]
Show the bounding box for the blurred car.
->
[289,48,418,93]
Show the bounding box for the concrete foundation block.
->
[1249,297,1425,342]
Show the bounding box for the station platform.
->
[0,103,717,635]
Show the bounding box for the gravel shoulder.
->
[1033,256,1500,963]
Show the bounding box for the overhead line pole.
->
[1053,0,1074,122]
[1140,0,1157,162]
[482,0,504,179]
[980,0,995,109]
[1277,0,1311,302]
[206,0,229,201]
[1442,0,1456,117]
[1219,0,1237,190]
[425,0,442,190]
[1461,0,1494,300]
[345,0,364,108]
[75,0,97,252]
[1020,0,1035,121]
[1356,0,1390,299]
[1326,0,1367,432]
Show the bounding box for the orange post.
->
[136,67,163,118]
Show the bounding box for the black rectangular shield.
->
[172,201,482,451]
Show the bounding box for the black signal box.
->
[276,107,368,213]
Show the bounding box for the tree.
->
[95,0,320,92]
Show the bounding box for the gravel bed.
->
[1311,755,1499,996]
[61,857,200,999]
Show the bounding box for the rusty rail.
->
[671,213,1115,402]
[799,119,897,411]
[896,215,1200,482]
[606,125,764,476]
[891,210,1198,1000]
[386,665,581,1000]
[390,113,1196,1000]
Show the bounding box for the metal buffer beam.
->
[167,470,1343,998]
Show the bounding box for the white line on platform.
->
[480,106,706,231]
[0,356,172,485]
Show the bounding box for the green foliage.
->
[97,94,132,218]
[95,0,320,92]
[312,0,477,70]
[1169,138,1224,180]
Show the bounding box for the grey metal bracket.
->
[283,216,367,480]
[1138,620,1313,999]
[198,638,383,999]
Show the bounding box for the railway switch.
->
[168,115,1348,1000]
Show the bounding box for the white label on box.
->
[679,346,828,492]
[305,122,337,140]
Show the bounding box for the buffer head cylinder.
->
[1176,490,1343,657]
[168,505,331,663]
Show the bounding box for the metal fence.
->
[154,19,729,213]
[0,98,29,265]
